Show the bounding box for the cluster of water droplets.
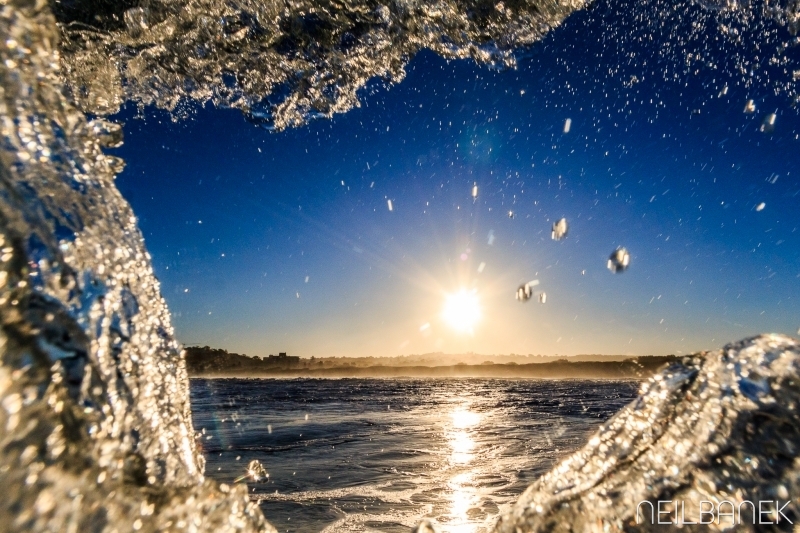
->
[515,215,629,302]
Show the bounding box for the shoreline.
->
[188,357,677,379]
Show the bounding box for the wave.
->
[492,333,800,532]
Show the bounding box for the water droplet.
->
[515,280,539,302]
[539,292,547,304]
[471,182,478,199]
[551,218,568,241]
[744,99,756,113]
[607,247,631,273]
[235,460,268,483]
[508,210,514,219]
[387,199,393,211]
[755,202,766,211]
[760,113,776,132]
[563,118,571,133]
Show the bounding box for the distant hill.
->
[184,346,679,379]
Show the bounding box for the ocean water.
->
[190,378,640,532]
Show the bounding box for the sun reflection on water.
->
[443,405,484,532]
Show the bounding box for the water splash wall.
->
[0,1,269,531]
[493,334,800,532]
[55,0,588,129]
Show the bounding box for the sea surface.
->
[190,378,640,533]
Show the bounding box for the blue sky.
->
[112,0,800,358]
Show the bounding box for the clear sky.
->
[111,0,800,358]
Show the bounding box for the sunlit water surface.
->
[191,379,639,532]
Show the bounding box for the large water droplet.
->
[538,292,547,304]
[235,460,268,483]
[760,113,776,133]
[607,247,631,273]
[551,218,568,241]
[515,280,539,302]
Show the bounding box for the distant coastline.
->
[185,346,679,379]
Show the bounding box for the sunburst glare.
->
[441,289,481,333]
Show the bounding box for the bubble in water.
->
[235,460,268,483]
[515,280,539,302]
[607,247,631,273]
[744,99,756,113]
[539,292,547,304]
[551,218,568,240]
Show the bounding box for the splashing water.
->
[494,334,800,532]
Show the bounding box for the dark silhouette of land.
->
[185,346,679,379]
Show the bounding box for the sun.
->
[441,289,481,333]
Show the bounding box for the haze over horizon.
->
[112,0,800,360]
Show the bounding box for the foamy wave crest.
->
[54,0,587,129]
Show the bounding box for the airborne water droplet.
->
[551,218,568,240]
[755,202,766,211]
[563,118,571,133]
[539,292,547,304]
[471,182,478,199]
[607,247,631,273]
[760,113,776,133]
[516,280,539,302]
[744,100,756,114]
